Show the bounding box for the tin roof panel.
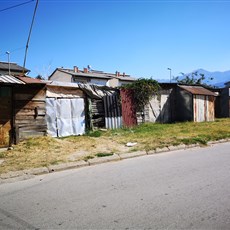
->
[0,75,25,84]
[179,85,217,96]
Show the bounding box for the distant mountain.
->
[183,69,230,88]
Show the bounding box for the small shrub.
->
[87,130,102,137]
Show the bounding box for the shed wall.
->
[14,85,47,142]
[0,86,12,147]
[220,88,230,117]
[193,95,215,122]
[176,88,193,122]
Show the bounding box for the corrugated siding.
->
[103,95,122,129]
[120,89,137,127]
[0,75,25,84]
[193,95,215,122]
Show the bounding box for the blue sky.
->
[1,0,230,80]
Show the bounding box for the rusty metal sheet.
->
[179,85,217,96]
[193,95,215,122]
[16,76,45,84]
[120,89,137,127]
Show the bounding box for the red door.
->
[120,89,137,127]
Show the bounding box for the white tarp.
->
[46,98,57,137]
[46,98,85,137]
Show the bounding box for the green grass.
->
[106,118,230,151]
[0,118,229,174]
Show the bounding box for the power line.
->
[23,0,39,73]
[0,0,35,13]
[0,46,25,58]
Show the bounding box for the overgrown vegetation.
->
[120,78,160,111]
[0,119,229,174]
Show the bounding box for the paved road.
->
[0,142,230,229]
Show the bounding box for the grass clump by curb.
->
[96,153,114,158]
[83,155,95,161]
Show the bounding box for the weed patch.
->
[96,153,114,158]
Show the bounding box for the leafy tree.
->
[174,71,214,87]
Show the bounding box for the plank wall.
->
[13,84,47,142]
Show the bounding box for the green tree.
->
[174,71,214,87]
[120,78,160,112]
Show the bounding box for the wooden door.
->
[0,86,12,147]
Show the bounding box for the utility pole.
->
[6,51,10,75]
[167,68,172,83]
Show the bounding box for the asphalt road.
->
[0,142,230,230]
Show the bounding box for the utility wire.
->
[23,0,39,73]
[0,46,25,58]
[0,0,34,13]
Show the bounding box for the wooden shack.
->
[176,85,216,122]
[0,75,46,147]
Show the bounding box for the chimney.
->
[123,72,125,77]
[116,71,120,77]
[73,66,78,73]
[83,68,88,73]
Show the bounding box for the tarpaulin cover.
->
[46,98,85,137]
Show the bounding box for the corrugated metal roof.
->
[0,61,29,73]
[179,85,217,96]
[16,76,45,84]
[0,75,25,84]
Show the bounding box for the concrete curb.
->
[48,160,89,172]
[118,151,146,159]
[87,154,120,166]
[0,139,229,184]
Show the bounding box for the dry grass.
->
[0,118,229,174]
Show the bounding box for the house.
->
[0,74,46,148]
[49,66,136,87]
[0,61,29,76]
